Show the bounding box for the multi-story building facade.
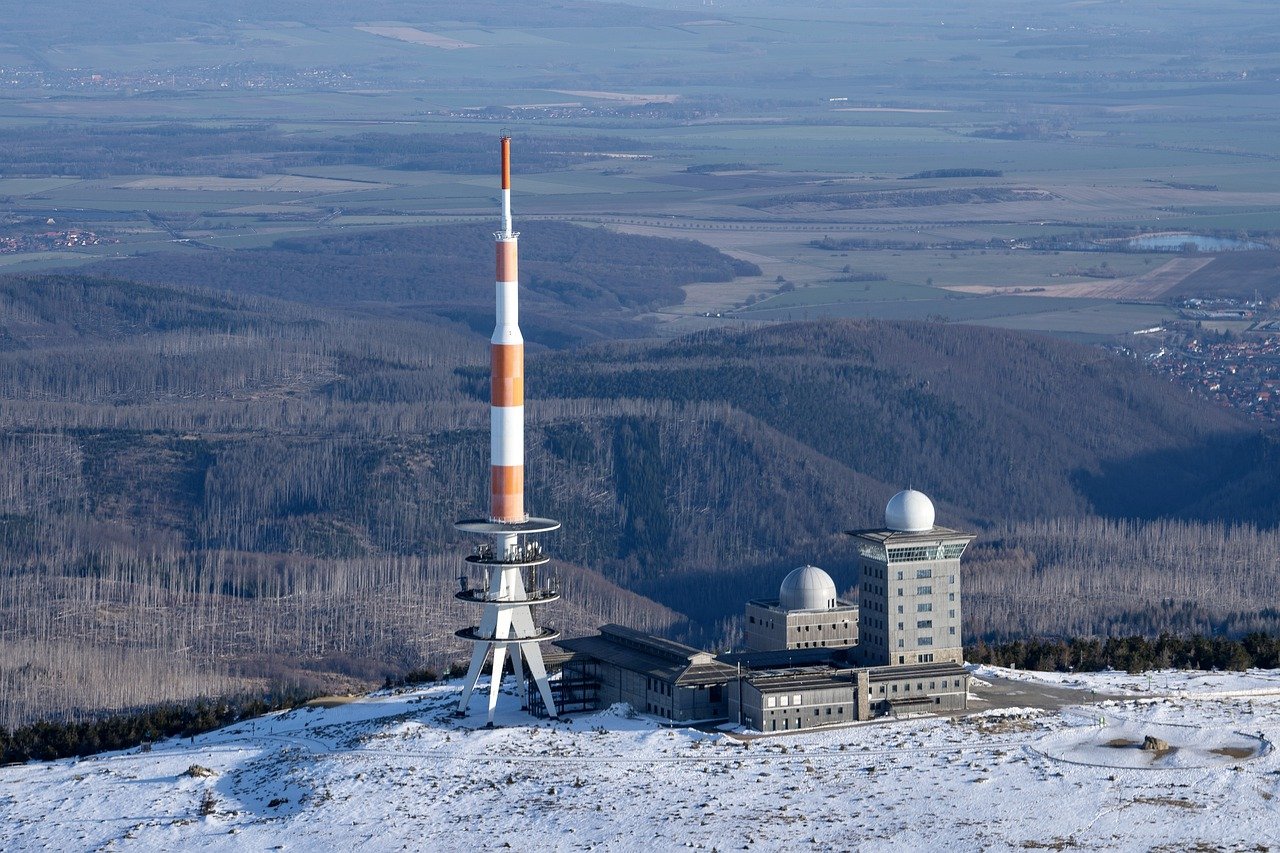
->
[848,489,974,667]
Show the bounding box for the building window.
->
[916,569,932,579]
[896,571,903,580]
[949,575,956,584]
[794,694,802,705]
[916,585,932,595]
[897,605,903,614]
[949,627,956,635]
[837,707,843,714]
[919,636,933,646]
[949,593,955,602]
[749,616,755,624]
[949,609,956,618]
[767,697,776,708]
[897,639,904,648]
[780,696,788,707]
[897,621,903,630]
[897,588,903,597]
[918,603,933,612]
[917,619,932,629]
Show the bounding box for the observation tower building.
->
[454,137,561,724]
[847,489,974,667]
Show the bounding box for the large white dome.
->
[779,565,838,612]
[885,489,935,532]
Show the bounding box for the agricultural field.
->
[1,0,1279,335]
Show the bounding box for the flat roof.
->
[845,526,975,544]
[719,647,852,670]
[743,668,861,693]
[868,662,969,682]
[455,516,561,534]
[745,598,858,614]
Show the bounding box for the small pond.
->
[1123,233,1266,252]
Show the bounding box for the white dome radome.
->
[885,489,935,532]
[779,565,838,612]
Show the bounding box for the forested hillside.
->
[86,223,759,345]
[536,322,1276,526]
[4,271,1280,727]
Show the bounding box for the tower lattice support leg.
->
[480,607,514,724]
[486,643,508,726]
[456,600,502,715]
[512,605,557,718]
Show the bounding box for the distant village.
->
[1,65,368,93]
[0,230,113,255]
[1105,294,1280,424]
[1148,331,1280,423]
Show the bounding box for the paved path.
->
[968,674,1119,713]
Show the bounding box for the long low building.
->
[551,624,738,723]
[727,666,868,733]
[721,649,969,732]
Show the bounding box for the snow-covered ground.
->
[2,668,1278,852]
[972,663,1280,699]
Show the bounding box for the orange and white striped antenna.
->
[490,135,524,523]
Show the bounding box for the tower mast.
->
[454,137,561,724]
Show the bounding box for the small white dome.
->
[885,489,935,532]
[779,565,838,612]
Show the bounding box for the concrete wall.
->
[746,602,858,652]
[868,672,969,716]
[744,603,787,651]
[729,672,866,732]
[780,609,858,650]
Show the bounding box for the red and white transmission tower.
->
[454,137,560,725]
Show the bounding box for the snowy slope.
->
[1,668,1278,852]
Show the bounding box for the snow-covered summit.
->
[1,668,1278,851]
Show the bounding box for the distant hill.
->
[533,321,1269,526]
